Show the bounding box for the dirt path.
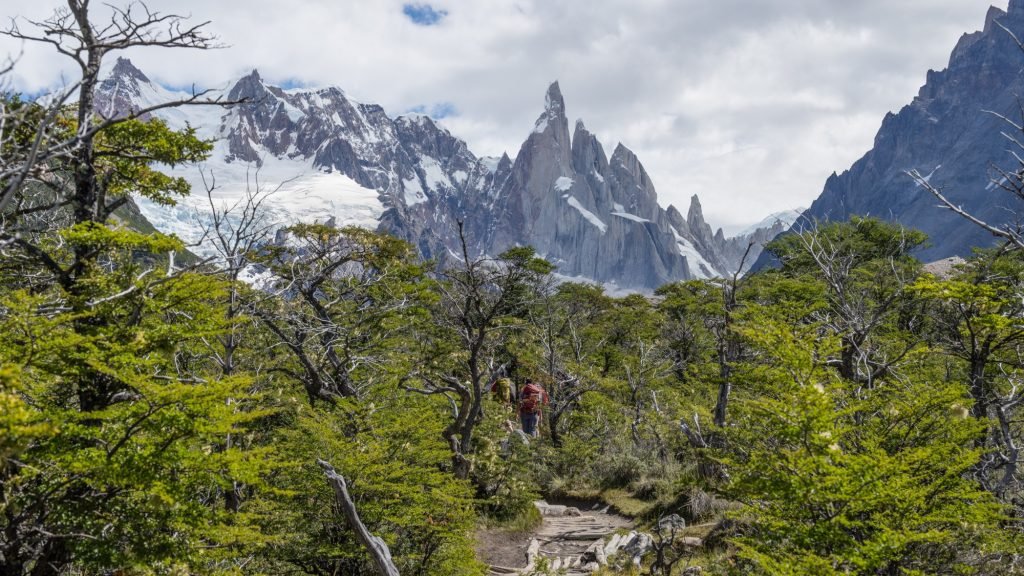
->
[480,500,633,576]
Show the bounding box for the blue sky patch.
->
[278,79,310,90]
[408,102,457,119]
[402,3,448,26]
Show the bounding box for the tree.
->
[767,218,927,388]
[721,306,1013,575]
[915,248,1024,501]
[525,281,612,447]
[408,223,552,478]
[253,224,429,404]
[0,3,277,574]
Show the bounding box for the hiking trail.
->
[481,500,633,575]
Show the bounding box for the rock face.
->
[95,59,785,290]
[781,2,1024,265]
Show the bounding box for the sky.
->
[0,0,1005,232]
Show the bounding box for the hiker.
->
[492,376,513,406]
[518,378,549,437]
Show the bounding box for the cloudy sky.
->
[0,0,1004,232]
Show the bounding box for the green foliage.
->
[767,217,927,275]
[94,117,213,205]
[717,290,1014,574]
[471,408,540,521]
[0,276,275,573]
[3,38,1021,575]
[255,391,483,575]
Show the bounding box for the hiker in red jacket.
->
[518,379,549,437]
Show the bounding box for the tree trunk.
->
[968,354,988,419]
[548,411,563,448]
[317,460,400,576]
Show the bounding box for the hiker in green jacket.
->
[493,377,513,406]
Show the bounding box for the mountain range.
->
[96,59,786,291]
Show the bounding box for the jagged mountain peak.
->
[110,57,149,83]
[533,81,569,137]
[687,194,703,215]
[610,142,640,171]
[228,69,271,102]
[686,195,711,235]
[985,6,1007,31]
[98,64,785,291]
[395,113,440,131]
[545,81,565,115]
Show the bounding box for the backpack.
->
[519,385,543,414]
[494,378,512,403]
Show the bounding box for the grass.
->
[479,501,543,533]
[601,488,657,518]
[558,487,658,519]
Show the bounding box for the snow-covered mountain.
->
[736,209,805,238]
[96,58,786,290]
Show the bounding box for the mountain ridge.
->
[765,2,1024,268]
[97,59,790,290]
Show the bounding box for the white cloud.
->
[0,0,1001,231]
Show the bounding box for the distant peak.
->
[542,81,565,120]
[546,81,563,106]
[984,6,1008,32]
[687,195,706,226]
[532,81,568,135]
[110,57,149,83]
[611,142,633,159]
[228,68,270,102]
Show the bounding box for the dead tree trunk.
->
[317,459,400,576]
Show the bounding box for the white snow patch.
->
[611,211,649,223]
[986,176,1009,191]
[671,226,716,280]
[554,176,574,192]
[914,164,942,187]
[238,265,277,291]
[420,158,452,191]
[137,82,230,138]
[612,202,625,212]
[280,101,305,123]
[566,197,607,233]
[403,175,426,206]
[593,171,604,183]
[452,170,468,184]
[137,141,385,260]
[533,117,548,134]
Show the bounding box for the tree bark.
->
[317,459,400,576]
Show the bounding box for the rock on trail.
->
[486,500,633,576]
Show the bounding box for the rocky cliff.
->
[786,2,1024,263]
